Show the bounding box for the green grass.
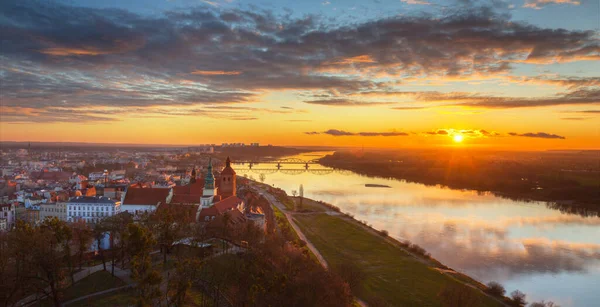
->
[275,194,296,210]
[38,270,127,306]
[293,214,503,307]
[292,197,327,212]
[64,270,126,300]
[69,288,136,307]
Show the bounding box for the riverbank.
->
[319,152,600,217]
[286,196,508,307]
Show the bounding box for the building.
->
[16,206,40,225]
[88,172,106,181]
[201,158,219,207]
[40,202,67,221]
[67,196,121,223]
[0,203,16,230]
[219,157,236,199]
[198,195,245,222]
[121,186,172,215]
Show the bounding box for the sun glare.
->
[453,134,464,143]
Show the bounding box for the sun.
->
[453,134,464,143]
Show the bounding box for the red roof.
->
[172,180,204,196]
[197,196,243,221]
[123,188,170,206]
[214,196,243,213]
[171,194,200,204]
[30,171,71,181]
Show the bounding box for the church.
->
[170,157,245,223]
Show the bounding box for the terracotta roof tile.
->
[123,188,170,206]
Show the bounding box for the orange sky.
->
[1,1,599,150]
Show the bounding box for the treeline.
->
[320,151,600,215]
[1,198,353,306]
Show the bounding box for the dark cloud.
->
[560,117,588,120]
[1,1,599,121]
[391,106,427,110]
[304,99,395,106]
[508,132,566,139]
[452,88,600,108]
[306,129,408,136]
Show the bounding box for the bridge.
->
[236,168,353,176]
[233,158,321,170]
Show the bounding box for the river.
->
[233,151,600,306]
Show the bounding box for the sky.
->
[0,0,599,149]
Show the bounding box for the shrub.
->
[529,301,559,307]
[379,229,389,237]
[485,281,506,297]
[510,290,527,307]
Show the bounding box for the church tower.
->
[201,158,218,207]
[190,166,197,184]
[219,156,237,198]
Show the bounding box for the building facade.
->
[40,202,67,221]
[67,196,121,223]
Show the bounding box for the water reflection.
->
[234,152,600,306]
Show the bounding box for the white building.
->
[67,196,121,224]
[121,187,171,216]
[0,203,15,231]
[88,172,106,181]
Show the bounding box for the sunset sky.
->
[1,0,599,149]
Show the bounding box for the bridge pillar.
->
[304,163,309,170]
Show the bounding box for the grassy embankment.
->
[291,198,503,307]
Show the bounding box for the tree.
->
[510,290,528,307]
[93,221,109,271]
[70,220,94,269]
[299,184,304,208]
[148,204,192,264]
[486,281,506,297]
[259,173,266,183]
[291,190,297,197]
[334,261,366,296]
[530,301,559,307]
[127,223,162,306]
[103,213,133,275]
[167,258,203,306]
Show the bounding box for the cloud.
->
[570,110,600,114]
[1,1,599,122]
[391,106,428,110]
[401,0,431,4]
[560,117,588,120]
[306,129,409,136]
[191,70,242,76]
[425,129,500,137]
[508,132,566,139]
[304,99,395,106]
[523,0,581,10]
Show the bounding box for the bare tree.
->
[510,290,527,307]
[291,190,297,197]
[70,220,94,269]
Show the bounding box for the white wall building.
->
[67,196,121,224]
[0,203,15,231]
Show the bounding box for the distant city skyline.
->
[1,0,599,149]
